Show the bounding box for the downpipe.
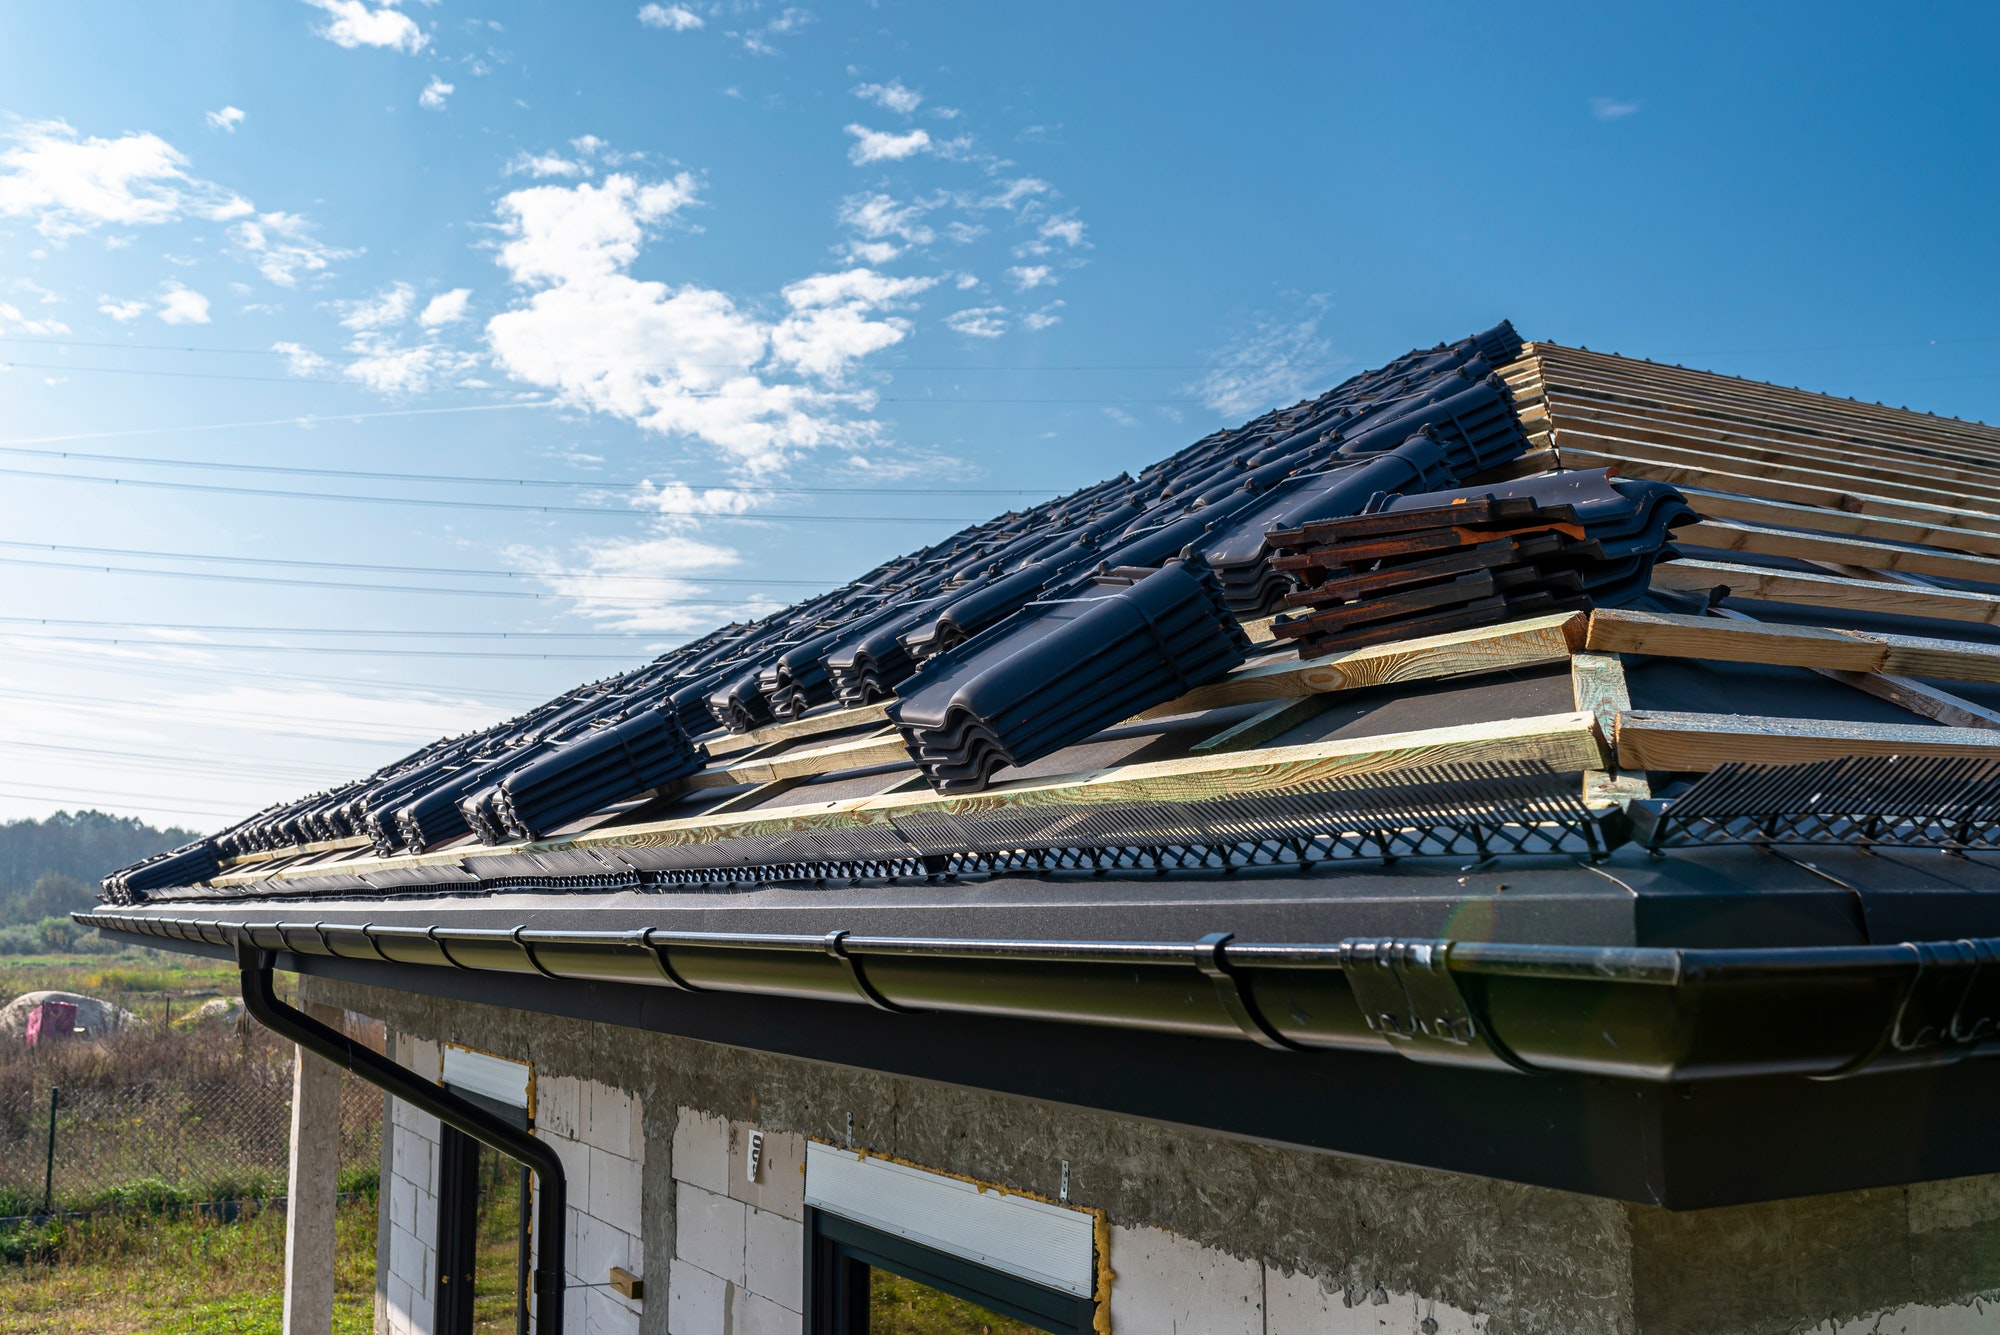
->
[236,940,567,1334]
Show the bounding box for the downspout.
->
[236,940,567,1334]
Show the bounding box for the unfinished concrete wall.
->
[320,976,2000,1335]
[537,1074,647,1334]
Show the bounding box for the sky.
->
[1,1,1997,831]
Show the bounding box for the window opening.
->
[436,1085,534,1335]
[808,1209,1092,1335]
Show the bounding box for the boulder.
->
[0,990,136,1039]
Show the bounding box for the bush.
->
[337,1166,379,1199]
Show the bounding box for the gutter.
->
[81,911,2000,1085]
[235,941,567,1333]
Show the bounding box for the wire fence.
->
[0,1071,381,1218]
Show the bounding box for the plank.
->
[1187,696,1337,755]
[1534,344,2000,465]
[219,835,370,870]
[698,777,812,816]
[1587,607,2000,686]
[1681,520,2000,585]
[701,701,893,758]
[1676,487,2000,561]
[1817,671,2000,731]
[689,727,911,790]
[1555,443,2000,539]
[1554,424,2000,519]
[1651,558,2000,628]
[1569,653,1631,739]
[1615,709,2000,772]
[1132,611,1586,718]
[1537,348,2000,463]
[1583,769,1652,807]
[1541,392,2000,498]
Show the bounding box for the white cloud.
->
[1039,213,1086,247]
[98,298,148,323]
[272,341,332,376]
[419,76,454,110]
[845,125,931,165]
[771,268,934,378]
[1007,264,1053,290]
[156,283,211,325]
[953,272,979,290]
[419,288,471,326]
[1591,97,1641,120]
[1103,407,1137,428]
[1194,294,1345,419]
[1022,300,1064,331]
[343,342,478,395]
[853,80,922,115]
[205,106,247,133]
[837,192,934,245]
[946,305,1007,338]
[484,170,922,475]
[303,0,429,53]
[847,240,899,264]
[336,281,415,330]
[637,3,703,30]
[519,531,748,632]
[507,152,586,178]
[229,211,353,286]
[0,301,69,336]
[0,119,251,238]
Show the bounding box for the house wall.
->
[333,975,2000,1335]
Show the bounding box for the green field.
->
[0,1190,378,1334]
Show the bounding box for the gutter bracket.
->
[825,930,904,1012]
[1194,932,1303,1051]
[1338,937,1539,1073]
[234,938,567,1334]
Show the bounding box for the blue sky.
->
[1,1,1996,828]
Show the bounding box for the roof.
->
[82,323,2000,1204]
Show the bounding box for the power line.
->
[0,401,561,451]
[0,786,249,822]
[0,554,795,604]
[0,738,351,784]
[0,465,986,521]
[0,443,1058,497]
[0,648,550,711]
[0,539,836,586]
[0,632,648,662]
[0,332,1349,372]
[0,616,664,640]
[0,779,258,818]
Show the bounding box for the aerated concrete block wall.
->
[382,1034,442,1335]
[334,977,2000,1335]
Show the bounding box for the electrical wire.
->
[0,465,986,521]
[0,617,664,640]
[0,443,1059,497]
[0,633,650,662]
[0,539,837,586]
[0,555,794,604]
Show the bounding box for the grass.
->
[0,947,243,1020]
[0,1191,378,1334]
[870,1268,1041,1335]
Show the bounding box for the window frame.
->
[434,1085,534,1335]
[804,1205,1095,1335]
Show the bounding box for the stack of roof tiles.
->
[138,320,1545,873]
[887,557,1252,792]
[1268,469,1696,657]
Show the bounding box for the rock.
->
[183,996,244,1025]
[0,990,137,1039]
